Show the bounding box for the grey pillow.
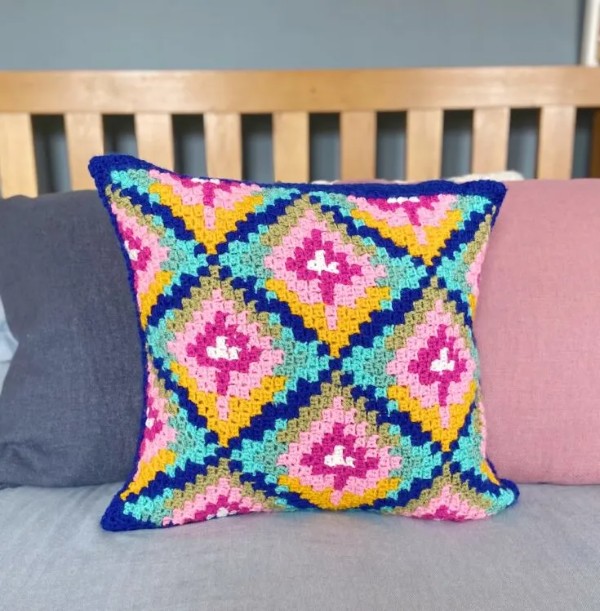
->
[0,191,142,487]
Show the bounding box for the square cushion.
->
[476,179,600,484]
[89,155,518,531]
[0,191,142,487]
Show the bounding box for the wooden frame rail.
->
[0,66,599,196]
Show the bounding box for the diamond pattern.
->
[89,155,518,531]
[262,200,391,357]
[275,374,402,509]
[384,282,477,451]
[165,274,287,445]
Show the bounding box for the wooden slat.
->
[134,113,174,169]
[340,111,376,180]
[591,109,600,178]
[406,109,443,181]
[204,112,242,179]
[537,106,576,179]
[1,67,600,114]
[273,112,309,182]
[472,107,510,173]
[65,113,104,190]
[0,113,37,197]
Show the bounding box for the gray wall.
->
[0,0,585,69]
[0,0,590,186]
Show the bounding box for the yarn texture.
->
[89,155,518,531]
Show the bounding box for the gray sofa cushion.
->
[0,483,598,610]
[0,191,142,487]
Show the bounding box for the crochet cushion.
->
[89,155,518,531]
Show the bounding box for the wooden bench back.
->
[0,66,599,196]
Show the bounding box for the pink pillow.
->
[476,179,600,484]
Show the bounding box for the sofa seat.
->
[1,484,599,610]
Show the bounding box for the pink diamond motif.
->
[167,289,284,420]
[277,396,401,506]
[285,227,363,306]
[387,300,475,428]
[264,208,386,328]
[185,310,265,397]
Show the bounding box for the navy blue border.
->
[89,154,507,212]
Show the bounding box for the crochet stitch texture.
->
[89,155,518,531]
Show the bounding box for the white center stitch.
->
[430,347,455,373]
[190,177,220,184]
[324,445,355,468]
[307,249,339,275]
[207,336,240,361]
[387,196,420,204]
[124,240,140,262]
